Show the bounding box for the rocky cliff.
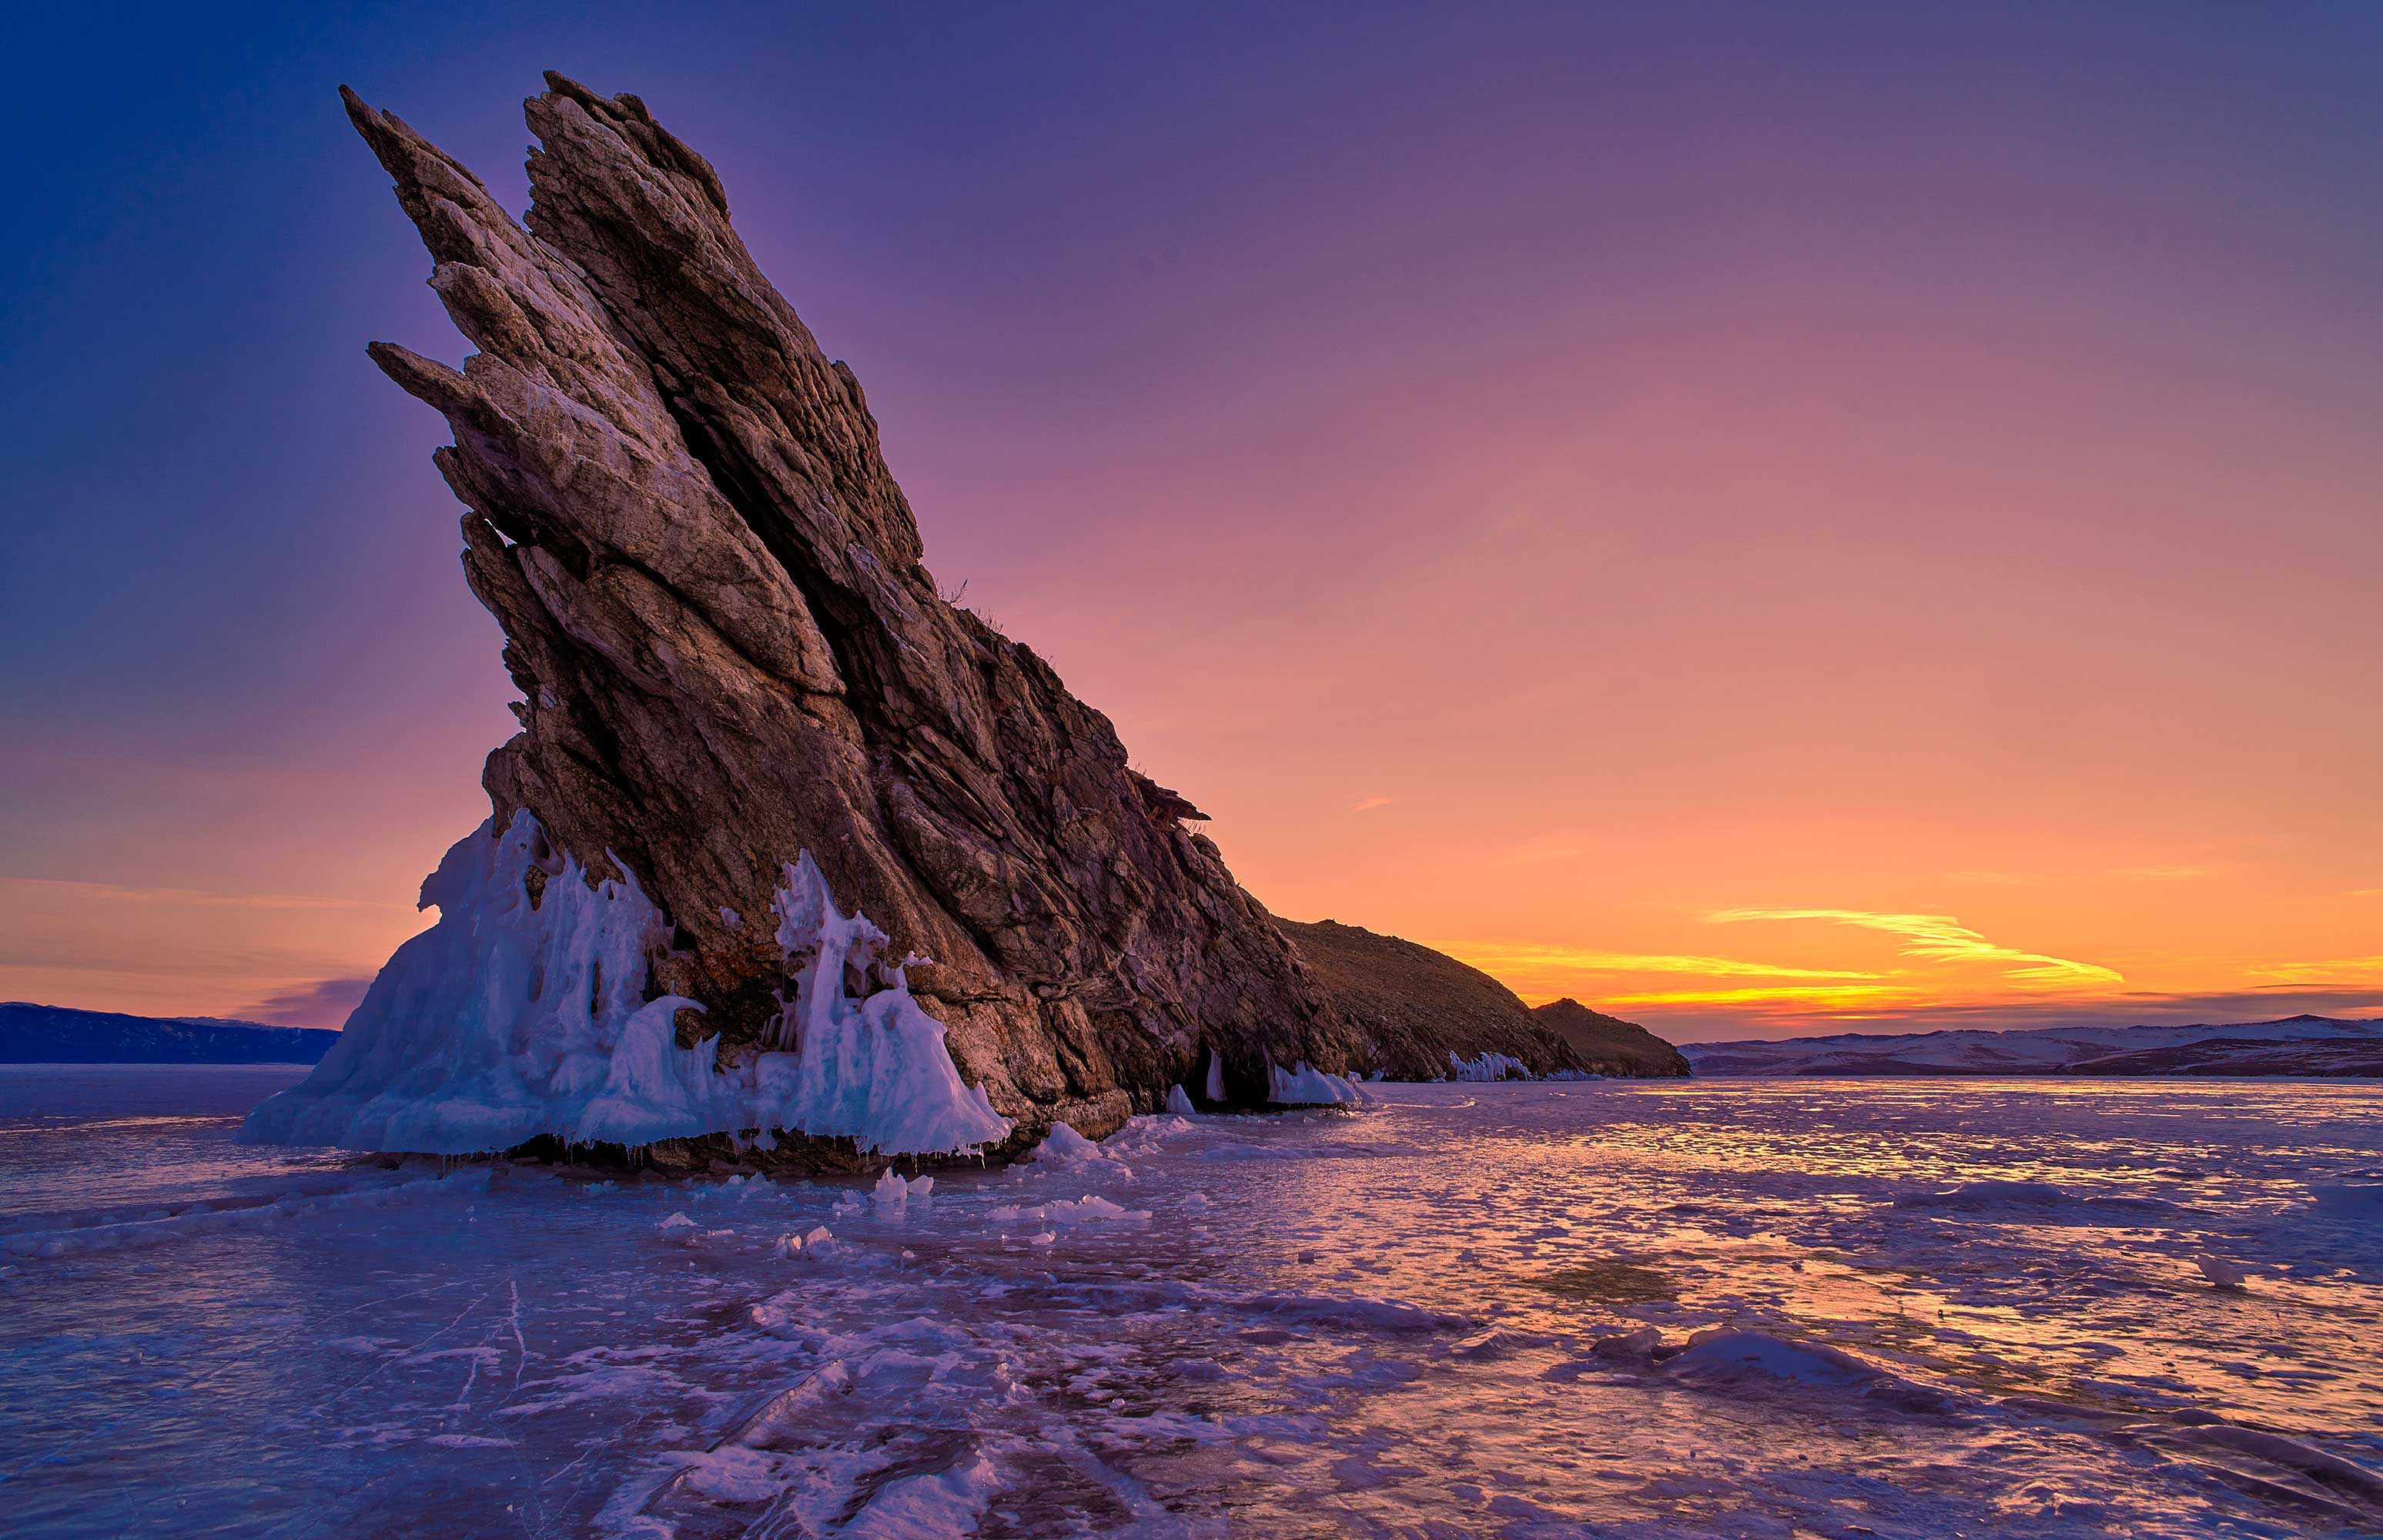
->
[1277,920,1690,1080]
[1531,998,1693,1078]
[322,75,1361,1156]
[1278,919,1575,1079]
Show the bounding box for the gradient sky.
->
[4,2,2379,1042]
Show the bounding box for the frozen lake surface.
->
[5,1067,2381,1538]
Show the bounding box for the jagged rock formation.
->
[1278,919,1589,1079]
[341,74,1361,1154]
[1532,999,1694,1078]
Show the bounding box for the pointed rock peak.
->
[299,75,1363,1161]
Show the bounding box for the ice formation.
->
[1449,1050,1531,1082]
[747,852,1012,1157]
[1029,1122,1103,1162]
[1266,1060,1364,1106]
[242,815,1010,1158]
[1166,1084,1197,1115]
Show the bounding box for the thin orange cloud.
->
[1348,795,1395,814]
[1438,943,1881,981]
[1600,982,1913,1010]
[2250,955,2383,984]
[1704,908,2123,988]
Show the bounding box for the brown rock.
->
[345,74,1362,1150]
[1531,998,1693,1078]
[1276,919,1584,1079]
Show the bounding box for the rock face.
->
[1531,999,1693,1078]
[343,75,1361,1153]
[1277,919,1587,1080]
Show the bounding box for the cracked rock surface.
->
[348,74,1362,1148]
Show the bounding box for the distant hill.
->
[1685,1014,2383,1079]
[1532,998,1692,1078]
[0,1003,339,1065]
[1277,919,1689,1080]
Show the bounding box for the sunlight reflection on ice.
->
[4,1070,2380,1536]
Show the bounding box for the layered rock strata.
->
[331,75,1363,1157]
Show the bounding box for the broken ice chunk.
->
[2197,1256,2253,1291]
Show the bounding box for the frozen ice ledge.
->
[242,813,1016,1160]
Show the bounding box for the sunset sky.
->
[3,3,2378,1042]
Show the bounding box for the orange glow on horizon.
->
[3,12,2378,1044]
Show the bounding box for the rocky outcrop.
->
[1277,919,1586,1079]
[341,74,1361,1154]
[1531,999,1693,1078]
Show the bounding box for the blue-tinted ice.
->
[5,1066,2381,1536]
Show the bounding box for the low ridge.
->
[1531,998,1693,1078]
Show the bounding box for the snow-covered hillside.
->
[0,1003,337,1065]
[1687,1014,2383,1077]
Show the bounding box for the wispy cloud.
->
[1946,870,2030,886]
[2249,955,2383,985]
[1602,983,1909,1009]
[1705,908,2122,987]
[1348,795,1395,815]
[2123,865,2213,881]
[235,976,373,1029]
[1441,943,1879,981]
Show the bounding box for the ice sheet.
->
[8,1073,2383,1537]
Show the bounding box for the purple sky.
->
[3,4,2380,1040]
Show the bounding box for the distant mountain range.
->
[1685,1014,2383,1079]
[0,1003,339,1065]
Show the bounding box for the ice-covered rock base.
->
[242,815,1009,1159]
